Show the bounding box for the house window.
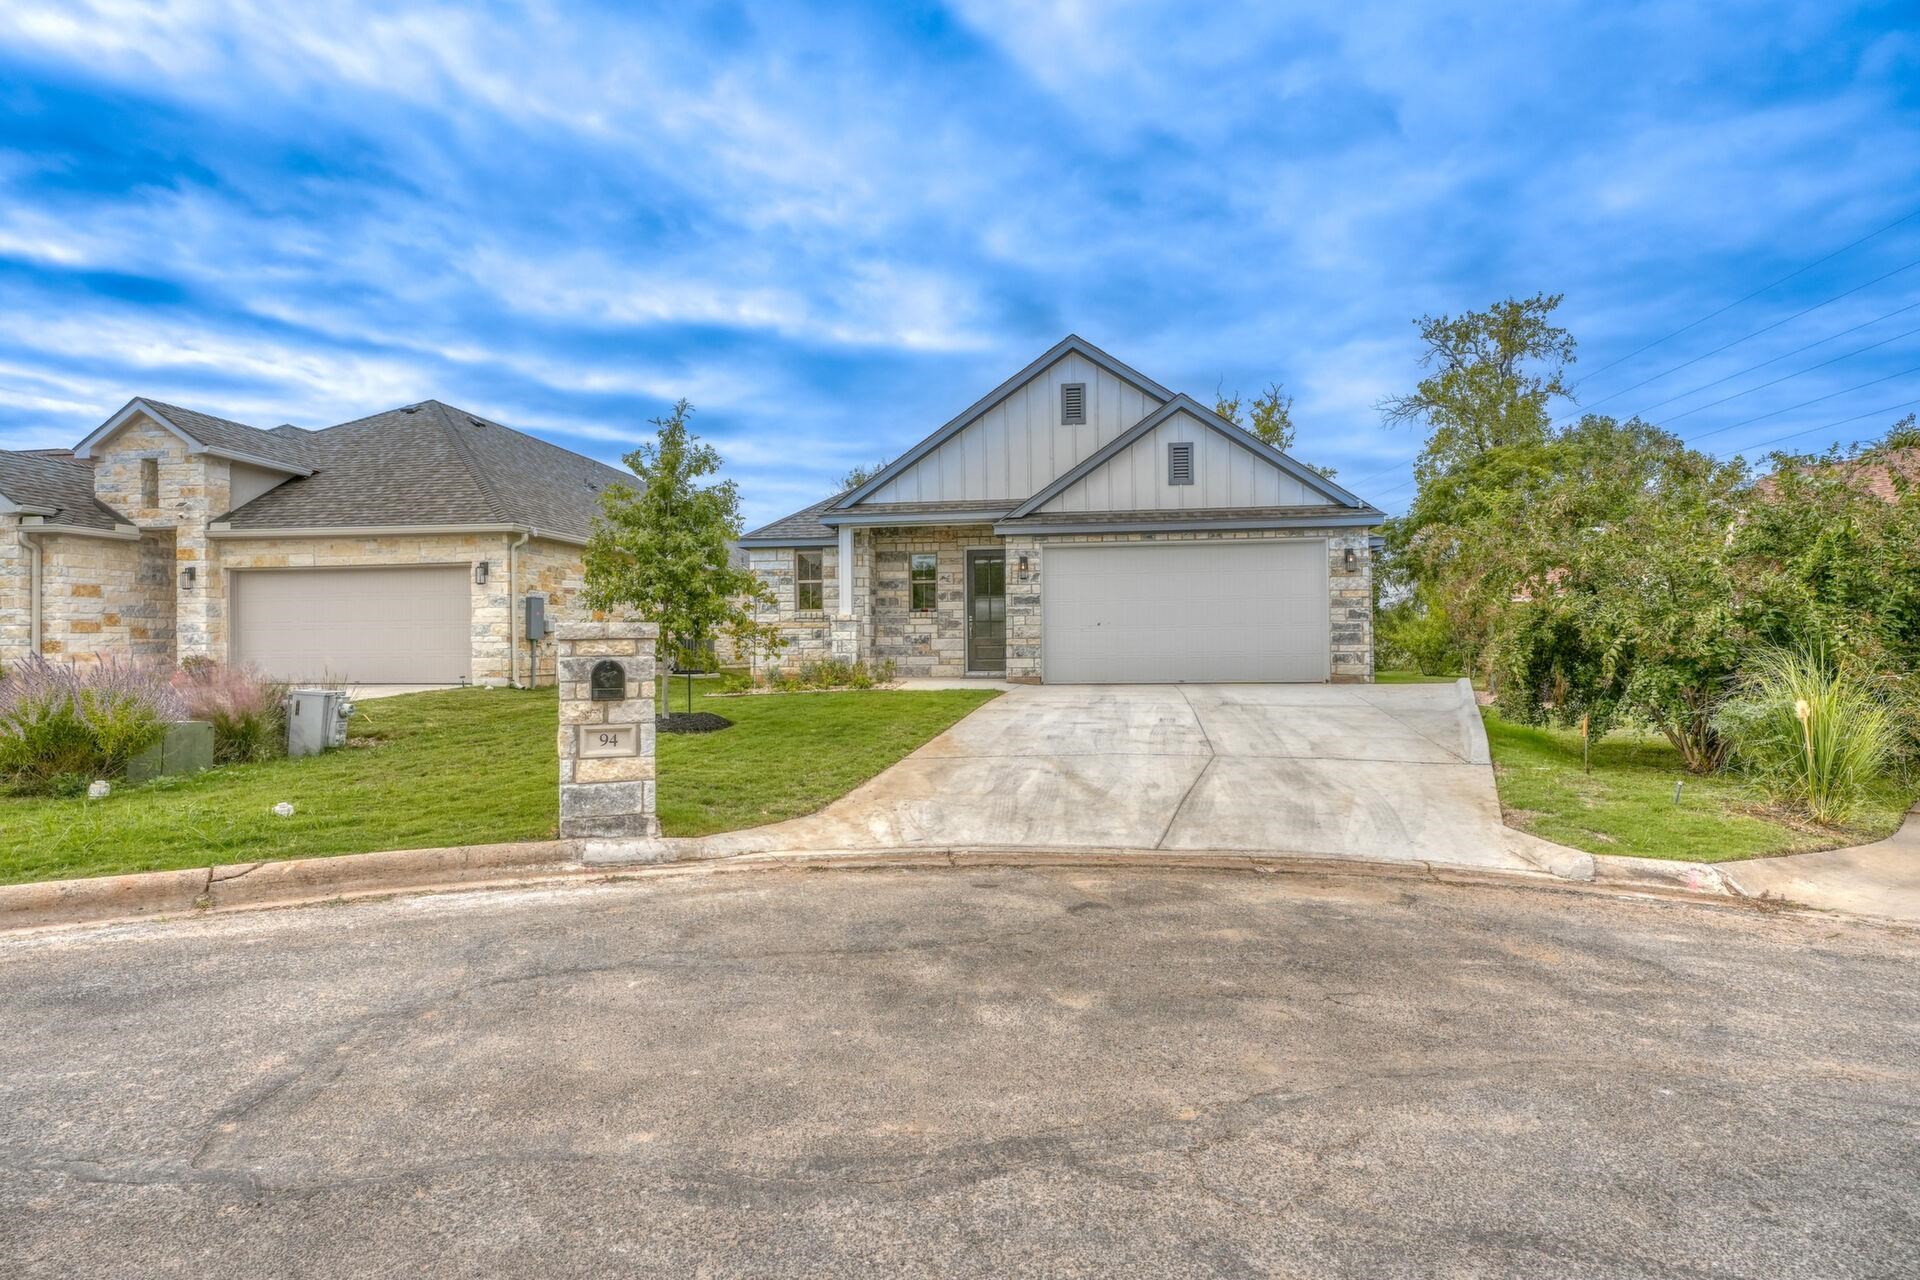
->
[1168,441,1194,485]
[795,549,824,612]
[1060,382,1086,425]
[910,553,937,612]
[140,458,159,507]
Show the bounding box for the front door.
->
[966,550,1006,674]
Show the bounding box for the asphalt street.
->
[2,867,1915,1278]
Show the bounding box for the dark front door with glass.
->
[966,550,1006,674]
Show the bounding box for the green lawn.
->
[1484,712,1913,862]
[1374,670,1463,684]
[0,685,997,885]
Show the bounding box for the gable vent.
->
[1167,441,1194,485]
[1060,382,1087,425]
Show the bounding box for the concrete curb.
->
[1453,677,1492,766]
[0,840,579,932]
[3,837,1773,938]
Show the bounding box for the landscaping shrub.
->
[0,656,182,791]
[1714,647,1898,827]
[761,658,898,691]
[175,663,290,763]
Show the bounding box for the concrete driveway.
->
[694,682,1538,871]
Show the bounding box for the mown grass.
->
[1484,712,1913,862]
[0,685,996,884]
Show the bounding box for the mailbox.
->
[589,659,626,701]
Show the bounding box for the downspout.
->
[21,528,43,654]
[507,529,530,687]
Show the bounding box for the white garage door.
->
[231,566,472,684]
[1043,541,1329,683]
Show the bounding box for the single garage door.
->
[231,566,472,684]
[1043,540,1328,683]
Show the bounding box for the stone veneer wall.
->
[744,544,840,671]
[516,535,591,684]
[32,533,145,663]
[89,413,226,660]
[0,522,28,665]
[1001,529,1373,683]
[864,524,996,677]
[556,620,658,838]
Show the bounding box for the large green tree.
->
[1378,294,1578,674]
[583,401,781,694]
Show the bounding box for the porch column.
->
[836,524,855,617]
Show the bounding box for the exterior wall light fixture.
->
[474,560,490,585]
[1017,554,1030,572]
[179,565,196,590]
[1343,547,1358,571]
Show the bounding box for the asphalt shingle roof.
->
[0,451,127,532]
[216,400,632,542]
[739,495,843,544]
[139,399,320,470]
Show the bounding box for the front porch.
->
[747,523,1021,680]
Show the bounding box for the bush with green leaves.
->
[174,663,290,763]
[0,656,182,791]
[1714,647,1898,827]
[760,658,898,692]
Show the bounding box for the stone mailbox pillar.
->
[557,619,659,839]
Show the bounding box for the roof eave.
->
[994,510,1386,537]
[207,522,587,546]
[72,398,315,474]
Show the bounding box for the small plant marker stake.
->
[1673,779,1685,806]
[1580,714,1591,776]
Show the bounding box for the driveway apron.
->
[695,682,1538,871]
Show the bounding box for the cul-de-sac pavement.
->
[4,864,1915,1279]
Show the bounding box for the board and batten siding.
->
[1037,409,1320,513]
[862,354,1164,505]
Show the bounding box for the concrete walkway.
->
[1716,805,1920,923]
[644,680,1555,874]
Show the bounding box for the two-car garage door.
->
[1043,541,1328,683]
[231,566,472,684]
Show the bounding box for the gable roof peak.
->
[831,333,1176,510]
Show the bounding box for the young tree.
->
[582,401,781,706]
[837,458,889,492]
[1214,380,1335,476]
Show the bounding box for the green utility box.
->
[126,721,215,784]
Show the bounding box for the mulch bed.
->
[656,712,734,734]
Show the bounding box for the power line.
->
[1566,254,1920,419]
[1571,205,1920,391]
[1677,363,1920,444]
[1716,396,1920,457]
[1647,324,1920,427]
[1624,298,1920,419]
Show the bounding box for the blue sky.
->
[1,1,1917,528]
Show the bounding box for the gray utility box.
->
[524,594,548,642]
[126,721,215,783]
[287,689,354,758]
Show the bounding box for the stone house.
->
[739,336,1384,683]
[0,398,630,685]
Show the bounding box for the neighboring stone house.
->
[739,336,1384,683]
[0,398,630,685]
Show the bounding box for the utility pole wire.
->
[1570,206,1920,391]
[1646,324,1920,427]
[1564,255,1920,421]
[1624,298,1920,419]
